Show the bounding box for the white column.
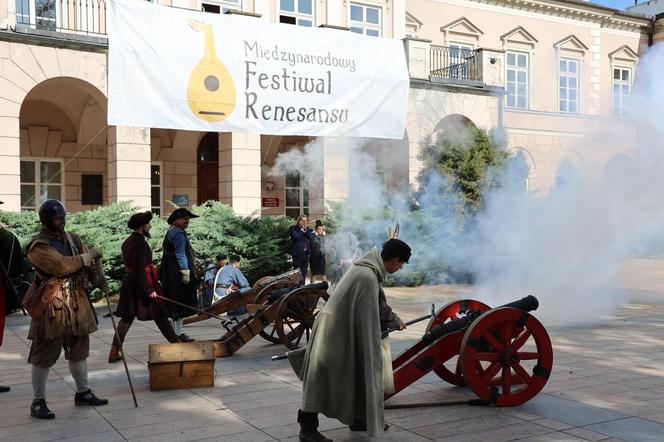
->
[107,126,151,210]
[219,132,261,216]
[322,137,350,205]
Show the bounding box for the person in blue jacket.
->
[288,215,315,285]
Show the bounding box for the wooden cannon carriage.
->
[183,269,330,357]
[387,295,553,406]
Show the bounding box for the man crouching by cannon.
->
[288,238,412,442]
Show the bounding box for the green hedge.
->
[0,202,293,299]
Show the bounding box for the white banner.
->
[107,0,409,139]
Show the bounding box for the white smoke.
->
[269,44,664,325]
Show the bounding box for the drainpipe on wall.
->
[496,89,506,148]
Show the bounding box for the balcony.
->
[13,0,107,43]
[403,38,505,90]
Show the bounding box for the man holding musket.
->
[25,199,108,419]
[289,238,412,442]
[108,211,180,363]
[160,207,199,342]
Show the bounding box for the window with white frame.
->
[613,66,631,117]
[279,0,314,27]
[151,163,162,216]
[350,3,381,37]
[15,0,30,24]
[20,159,64,211]
[559,58,579,113]
[506,51,528,109]
[448,42,474,79]
[202,0,241,14]
[285,171,309,220]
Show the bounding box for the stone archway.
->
[19,76,108,212]
[0,41,108,210]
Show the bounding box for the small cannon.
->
[387,295,553,407]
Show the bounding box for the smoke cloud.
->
[269,44,664,326]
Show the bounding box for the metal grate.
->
[430,45,481,82]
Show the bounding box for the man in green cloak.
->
[289,238,412,442]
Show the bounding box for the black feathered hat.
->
[167,207,199,225]
[127,211,153,230]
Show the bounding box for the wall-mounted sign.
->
[265,177,275,191]
[171,194,190,206]
[262,197,279,207]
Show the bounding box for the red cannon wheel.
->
[254,281,294,344]
[274,288,329,350]
[425,299,491,386]
[460,307,553,406]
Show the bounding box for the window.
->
[285,171,309,220]
[20,159,64,211]
[15,0,30,25]
[35,0,56,30]
[448,42,474,79]
[81,174,103,205]
[349,3,381,37]
[202,0,241,14]
[613,67,631,117]
[151,163,162,216]
[506,51,528,109]
[280,0,314,27]
[559,58,578,113]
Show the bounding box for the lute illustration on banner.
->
[187,20,236,121]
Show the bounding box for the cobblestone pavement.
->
[2,259,664,441]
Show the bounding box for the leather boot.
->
[108,345,123,363]
[30,399,55,419]
[298,410,332,442]
[74,389,109,406]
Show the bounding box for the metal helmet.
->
[38,199,67,224]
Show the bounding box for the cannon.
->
[387,295,553,406]
[174,269,329,356]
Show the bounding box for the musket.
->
[153,294,228,321]
[94,258,138,408]
[271,304,437,361]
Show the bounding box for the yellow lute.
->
[187,21,236,122]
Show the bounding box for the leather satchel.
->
[22,277,62,319]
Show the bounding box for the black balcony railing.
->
[15,0,107,37]
[430,45,481,82]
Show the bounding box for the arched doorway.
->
[197,132,219,203]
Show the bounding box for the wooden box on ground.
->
[148,341,215,391]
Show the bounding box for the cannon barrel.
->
[421,295,539,345]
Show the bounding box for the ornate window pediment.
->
[440,17,484,42]
[500,26,538,49]
[553,35,589,55]
[406,11,422,37]
[608,45,638,63]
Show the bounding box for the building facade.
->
[0,0,658,219]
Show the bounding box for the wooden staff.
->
[153,294,227,321]
[95,258,138,408]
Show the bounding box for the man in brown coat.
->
[108,211,180,363]
[26,199,108,419]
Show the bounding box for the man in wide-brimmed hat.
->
[159,207,199,342]
[108,211,180,363]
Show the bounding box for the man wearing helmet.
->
[25,199,109,419]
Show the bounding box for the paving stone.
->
[563,427,613,441]
[585,417,664,442]
[517,394,628,426]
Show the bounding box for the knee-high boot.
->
[109,318,132,363]
[155,318,180,343]
[297,410,332,442]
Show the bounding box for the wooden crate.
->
[148,341,215,391]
